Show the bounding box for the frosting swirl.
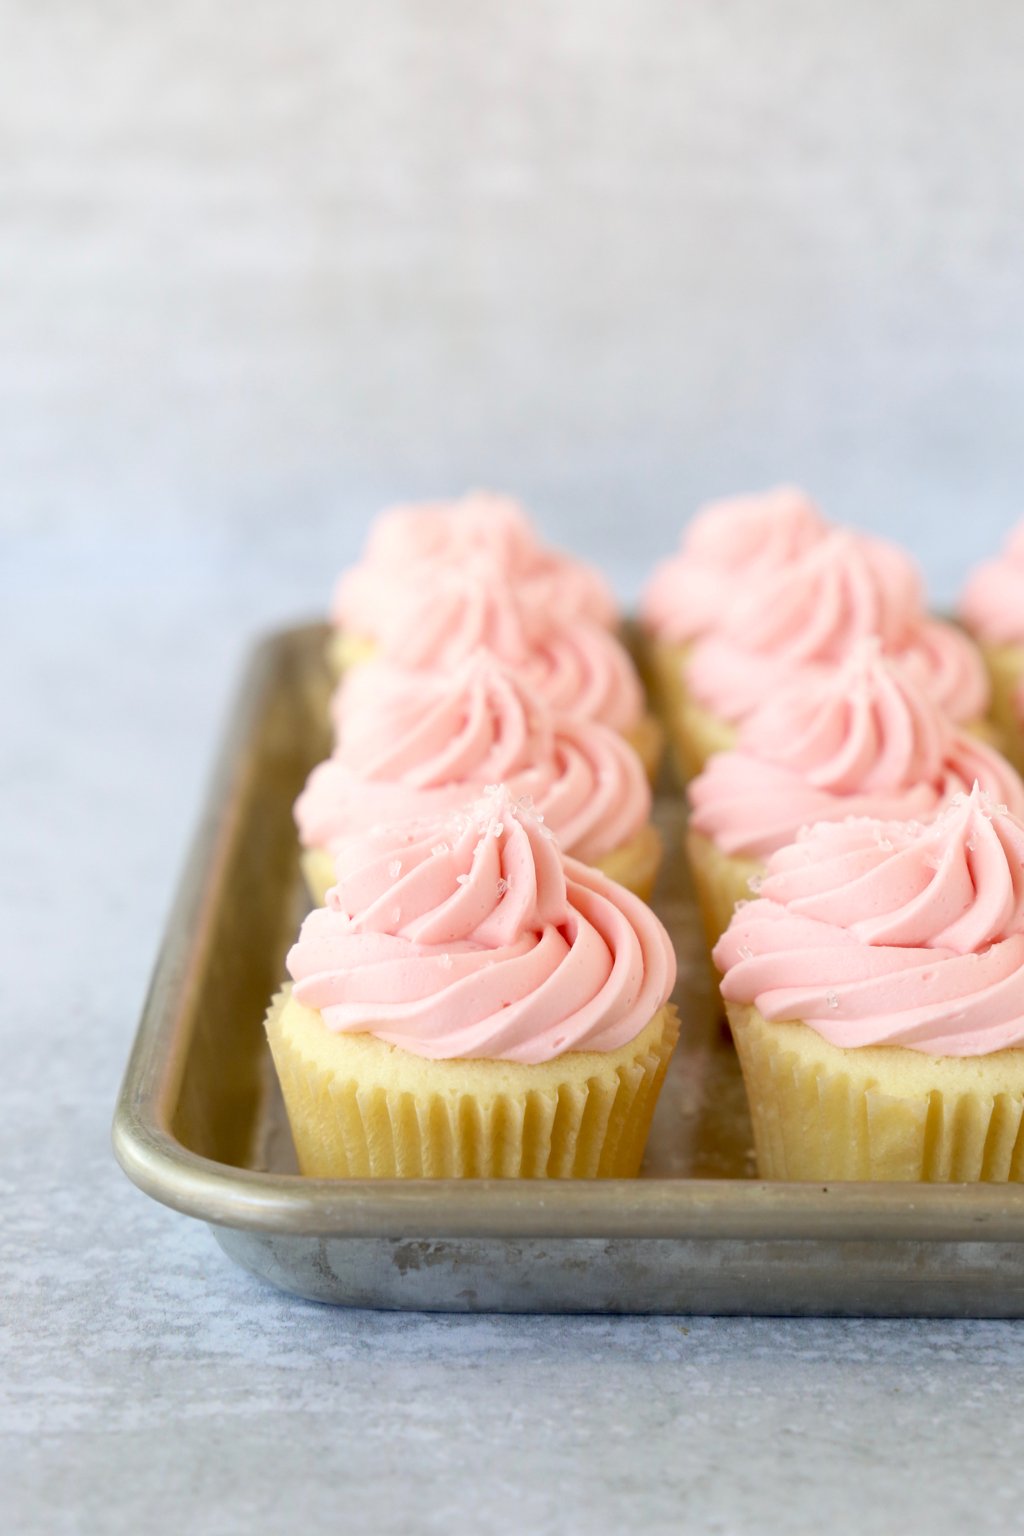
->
[641,486,827,643]
[684,529,933,723]
[343,567,645,734]
[688,642,1024,858]
[894,617,990,724]
[287,786,676,1063]
[959,520,1024,646]
[714,787,1024,1056]
[333,491,618,636]
[301,653,651,862]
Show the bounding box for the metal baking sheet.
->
[112,623,1024,1314]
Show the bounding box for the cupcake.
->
[266,786,679,1178]
[679,528,989,775]
[714,787,1024,1182]
[686,639,1024,955]
[959,521,1024,769]
[333,565,664,780]
[297,652,662,903]
[329,491,618,675]
[640,486,827,745]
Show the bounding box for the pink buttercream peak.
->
[303,650,650,863]
[714,789,1024,1055]
[738,638,950,793]
[687,640,1024,861]
[681,528,986,726]
[337,571,644,734]
[324,784,568,947]
[640,485,828,643]
[287,786,676,1063]
[685,485,826,563]
[333,490,618,635]
[959,519,1024,646]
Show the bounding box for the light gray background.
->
[5,4,1024,1533]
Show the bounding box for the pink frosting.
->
[681,528,988,724]
[332,491,618,636]
[334,569,645,734]
[641,486,828,643]
[298,653,651,863]
[959,521,1024,646]
[894,617,991,723]
[287,786,676,1063]
[688,641,1024,859]
[714,787,1024,1056]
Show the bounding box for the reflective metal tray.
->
[113,624,1024,1314]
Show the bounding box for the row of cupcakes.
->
[266,494,681,1180]
[643,490,1024,1182]
[640,486,997,775]
[301,493,666,902]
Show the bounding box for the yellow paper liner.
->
[625,713,666,783]
[726,1001,1024,1182]
[643,640,736,780]
[266,991,679,1179]
[325,628,378,682]
[978,641,1024,772]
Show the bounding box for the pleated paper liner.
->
[654,642,733,780]
[265,990,680,1179]
[624,712,666,784]
[325,628,378,683]
[301,823,664,909]
[726,1001,1024,1182]
[978,641,1024,771]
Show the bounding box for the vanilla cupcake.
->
[333,565,663,779]
[267,787,679,1178]
[640,486,827,747]
[329,491,619,675]
[959,521,1024,769]
[297,652,661,903]
[686,640,1024,955]
[714,788,1024,1182]
[679,528,989,775]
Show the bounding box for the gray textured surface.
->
[6,3,1024,1532]
[4,0,1024,597]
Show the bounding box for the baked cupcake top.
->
[684,528,986,724]
[287,786,676,1063]
[714,786,1024,1056]
[959,521,1024,646]
[640,485,827,644]
[298,652,651,863]
[688,640,1023,859]
[336,565,645,735]
[332,491,618,637]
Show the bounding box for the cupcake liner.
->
[625,713,666,783]
[726,1002,1024,1182]
[686,830,763,961]
[645,639,736,781]
[301,848,337,907]
[672,691,737,779]
[980,642,1024,771]
[325,628,379,682]
[305,824,664,910]
[266,990,679,1179]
